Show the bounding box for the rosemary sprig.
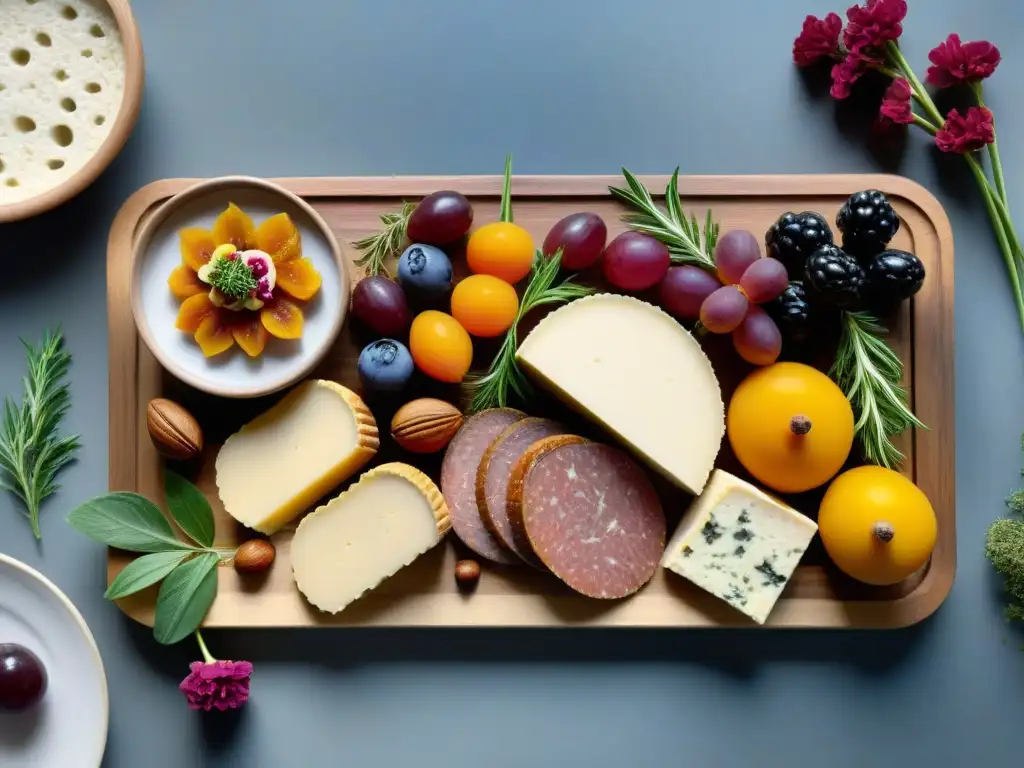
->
[609,168,719,269]
[0,329,81,539]
[830,312,926,468]
[351,201,415,277]
[465,249,594,413]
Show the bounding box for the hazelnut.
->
[146,398,203,461]
[234,539,276,573]
[454,559,481,589]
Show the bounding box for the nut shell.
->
[391,398,464,454]
[234,539,276,573]
[146,398,203,461]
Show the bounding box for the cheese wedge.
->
[215,380,378,534]
[661,470,817,624]
[516,294,725,495]
[291,463,451,613]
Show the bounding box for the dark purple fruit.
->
[602,232,670,291]
[407,191,474,245]
[836,190,899,257]
[542,212,608,270]
[0,644,47,711]
[765,211,833,279]
[764,281,813,343]
[658,265,722,320]
[864,249,925,306]
[803,245,865,310]
[351,276,411,337]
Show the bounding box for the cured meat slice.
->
[441,408,525,564]
[476,418,566,566]
[510,438,666,599]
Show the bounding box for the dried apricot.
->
[276,258,321,300]
[450,274,518,337]
[256,212,301,263]
[409,310,473,383]
[233,317,269,357]
[175,293,215,333]
[212,203,257,250]
[194,314,235,357]
[179,228,217,272]
[167,264,206,299]
[261,298,304,339]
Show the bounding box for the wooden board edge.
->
[106,173,957,630]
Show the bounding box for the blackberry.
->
[765,211,834,280]
[836,190,900,257]
[764,281,813,343]
[864,249,925,307]
[803,245,865,310]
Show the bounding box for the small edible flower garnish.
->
[935,107,995,155]
[168,203,323,358]
[792,13,842,68]
[878,78,913,126]
[179,631,253,712]
[926,33,1001,88]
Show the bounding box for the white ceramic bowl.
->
[0,554,108,767]
[130,176,348,399]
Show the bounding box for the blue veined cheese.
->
[661,469,817,624]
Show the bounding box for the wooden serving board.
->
[107,174,955,629]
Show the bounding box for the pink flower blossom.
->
[180,660,253,712]
[830,54,868,99]
[926,34,1001,88]
[879,78,914,125]
[935,107,995,154]
[793,13,843,67]
[843,0,908,53]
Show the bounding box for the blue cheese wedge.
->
[661,470,817,624]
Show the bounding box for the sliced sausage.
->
[476,418,566,566]
[510,438,666,599]
[441,408,525,564]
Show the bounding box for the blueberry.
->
[357,339,414,394]
[397,244,452,297]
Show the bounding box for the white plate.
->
[131,176,349,398]
[0,554,108,768]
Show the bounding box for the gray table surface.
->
[1,0,1022,765]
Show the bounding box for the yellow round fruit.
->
[450,275,519,338]
[466,222,535,284]
[818,465,937,585]
[409,311,474,383]
[727,362,854,493]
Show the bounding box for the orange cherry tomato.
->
[409,310,474,383]
[466,222,535,284]
[450,275,519,338]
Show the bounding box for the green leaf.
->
[67,492,198,553]
[153,552,220,645]
[104,550,191,600]
[164,471,215,548]
[500,153,514,223]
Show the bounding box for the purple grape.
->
[732,306,782,366]
[739,257,789,303]
[0,644,47,711]
[699,285,749,333]
[714,230,762,285]
[351,276,411,337]
[659,266,722,320]
[542,212,608,270]
[407,191,474,245]
[602,232,670,291]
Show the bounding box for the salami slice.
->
[510,438,666,599]
[441,408,525,564]
[476,418,566,566]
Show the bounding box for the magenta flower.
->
[830,54,868,99]
[179,631,252,712]
[793,13,843,67]
[935,107,995,154]
[926,34,1001,88]
[843,0,908,54]
[878,78,914,125]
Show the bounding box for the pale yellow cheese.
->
[516,294,725,495]
[291,463,451,613]
[215,380,378,534]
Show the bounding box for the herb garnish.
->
[609,168,720,269]
[831,312,925,468]
[988,434,1024,622]
[352,202,416,277]
[208,255,257,301]
[0,329,80,540]
[68,471,234,645]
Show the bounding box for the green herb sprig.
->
[609,168,719,269]
[830,312,926,468]
[987,433,1024,622]
[208,255,258,301]
[68,471,233,645]
[352,202,416,277]
[0,329,80,540]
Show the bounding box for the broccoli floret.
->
[985,517,1024,620]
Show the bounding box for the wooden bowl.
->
[130,176,349,399]
[0,0,144,223]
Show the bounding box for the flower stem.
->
[887,43,945,126]
[195,630,216,664]
[912,114,938,135]
[965,155,1024,331]
[973,82,1009,207]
